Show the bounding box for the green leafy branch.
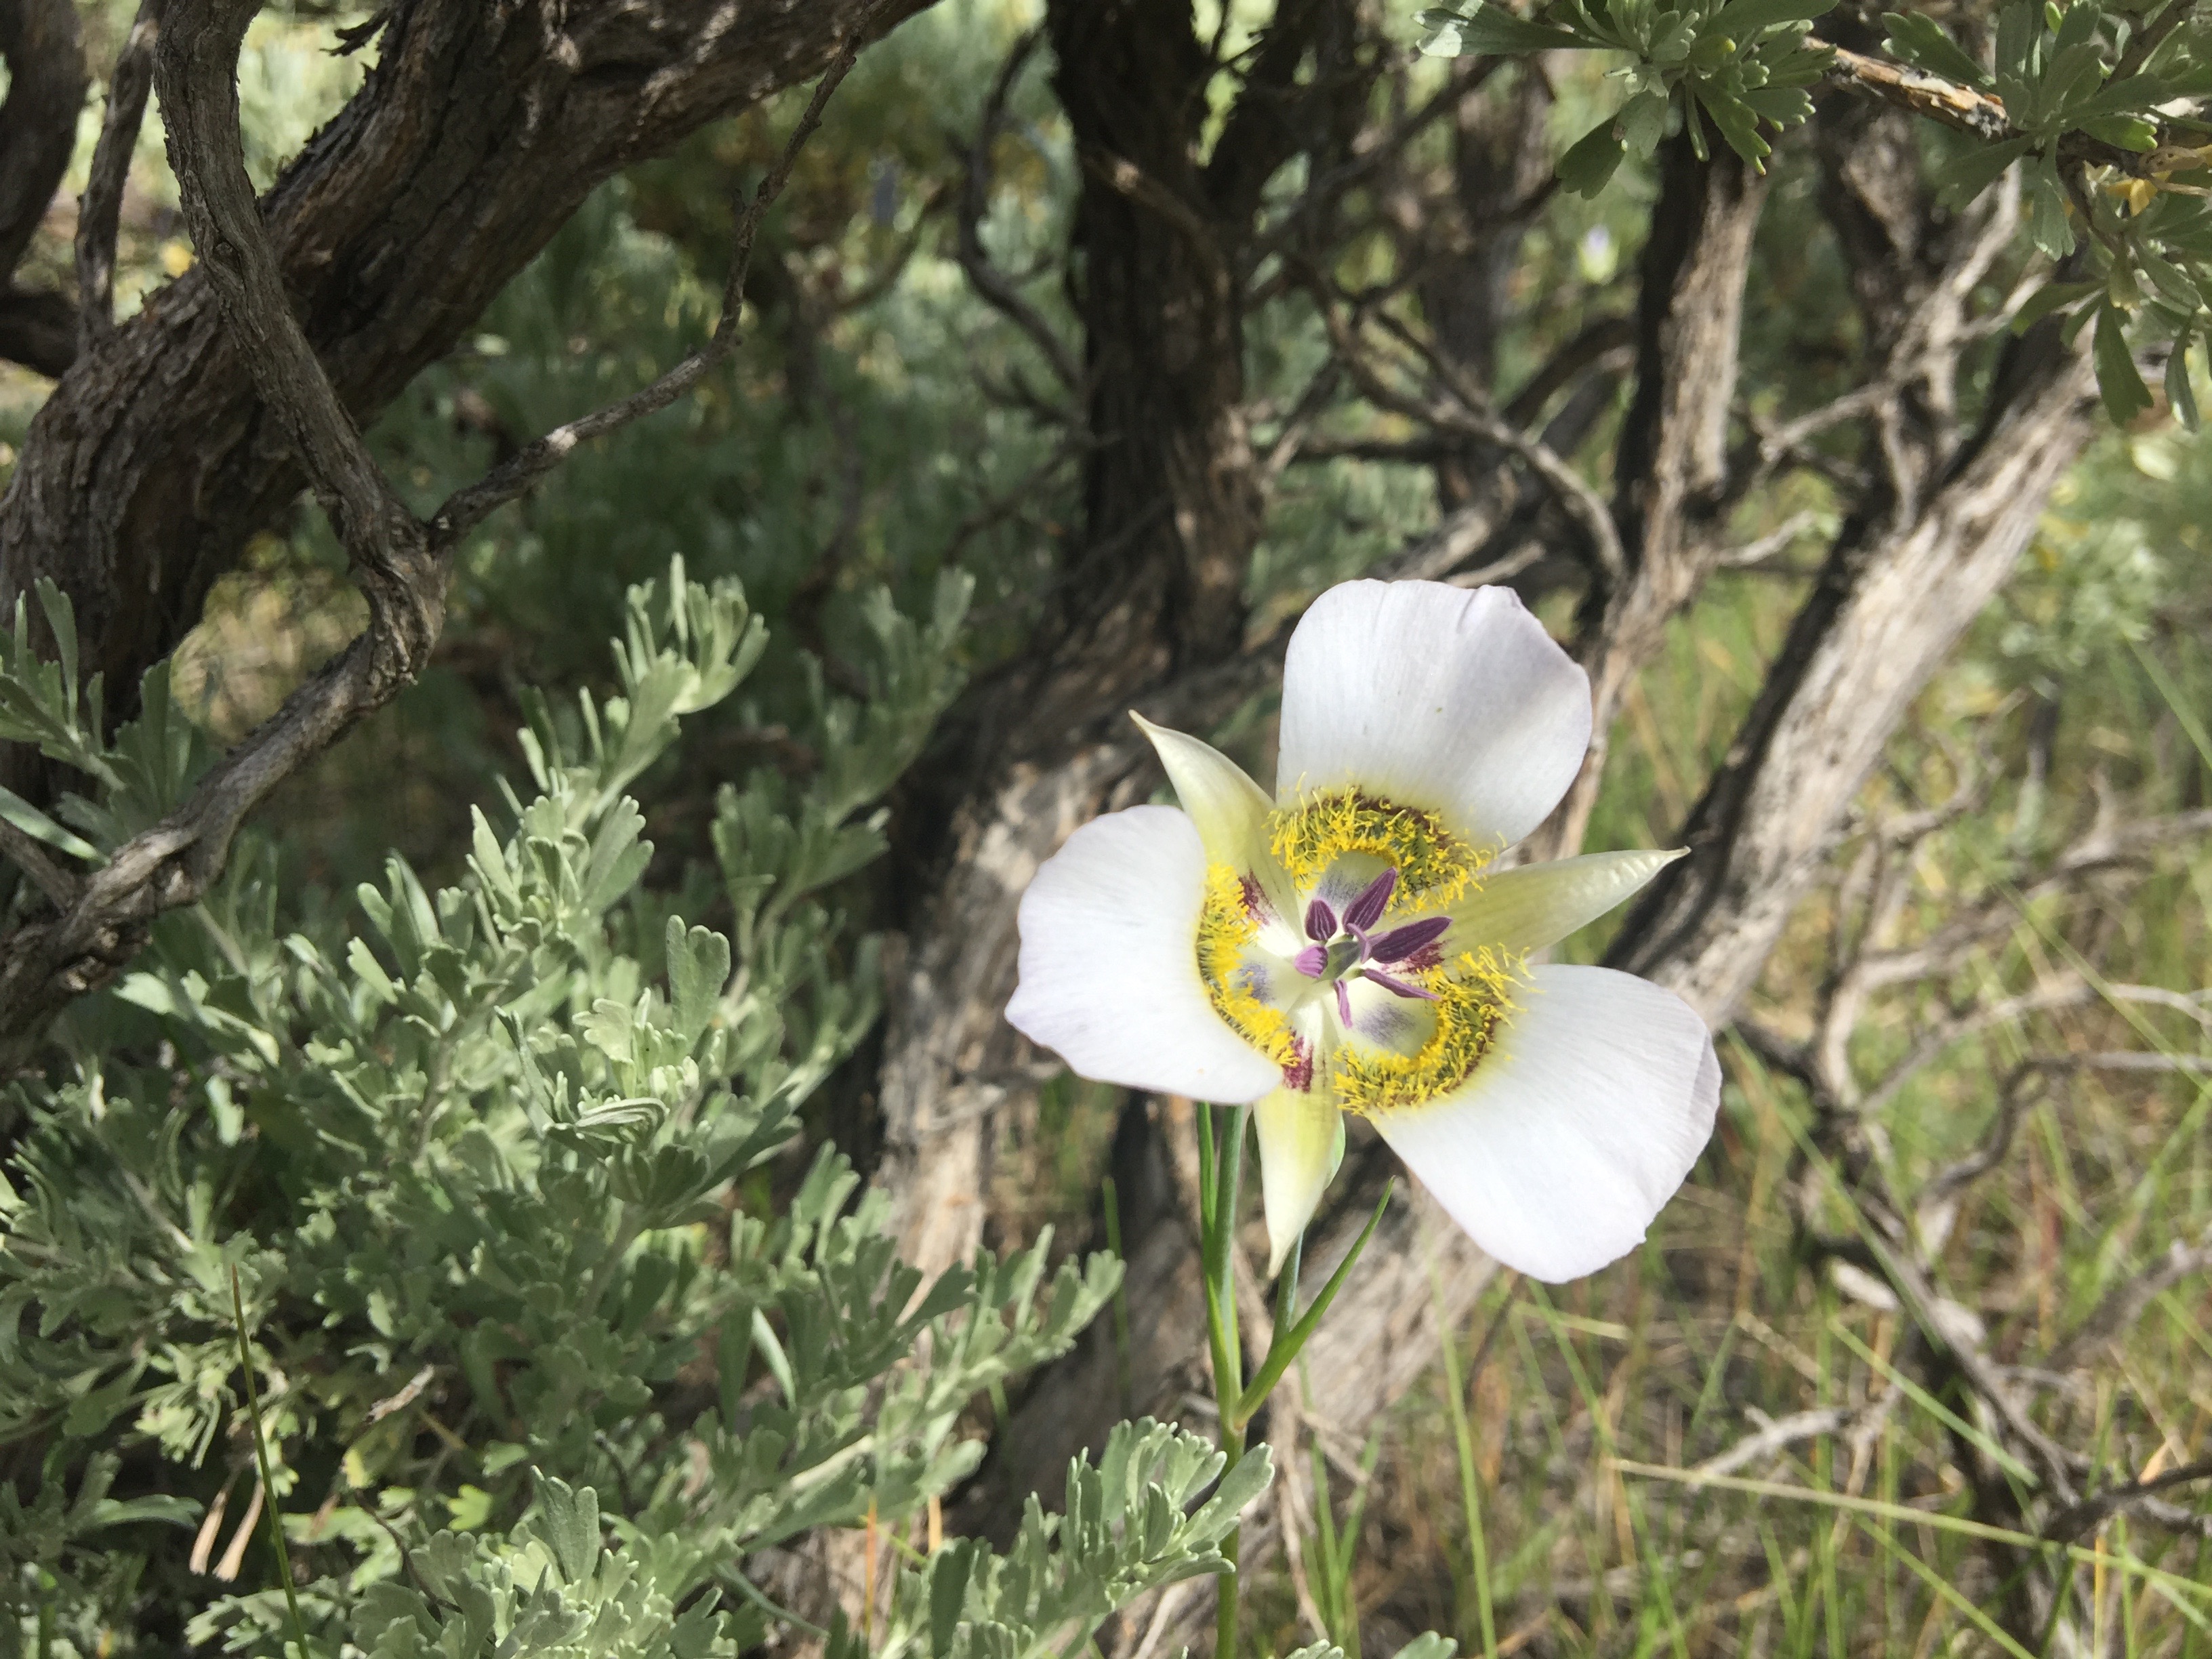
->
[1420,0,1841,191]
[1418,0,2212,423]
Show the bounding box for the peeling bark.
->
[1607,332,2097,1019]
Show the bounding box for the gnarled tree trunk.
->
[0,0,933,801]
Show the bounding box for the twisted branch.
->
[0,0,880,1066]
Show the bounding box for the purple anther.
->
[1343,868,1397,932]
[1292,944,1327,979]
[1363,967,1440,1002]
[1368,916,1450,964]
[1304,897,1338,943]
[1333,981,1353,1023]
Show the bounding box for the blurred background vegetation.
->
[1,0,2206,1653]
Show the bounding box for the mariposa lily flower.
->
[1005,579,1719,1283]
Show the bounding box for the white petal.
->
[1132,714,1271,869]
[1254,1084,1345,1275]
[1006,806,1282,1103]
[1449,848,1685,954]
[1276,581,1591,850]
[1368,964,1718,1282]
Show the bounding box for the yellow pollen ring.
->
[1196,863,1300,1067]
[1333,945,1525,1114]
[1267,790,1490,907]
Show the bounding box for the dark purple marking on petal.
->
[1368,916,1451,964]
[1404,941,1445,972]
[1292,944,1327,979]
[1282,1037,1315,1092]
[1239,874,1273,921]
[1343,868,1397,931]
[1304,897,1338,942]
[1363,967,1441,1002]
[1333,981,1353,1023]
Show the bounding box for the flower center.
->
[1290,867,1452,1024]
[1194,793,1513,1103]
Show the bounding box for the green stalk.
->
[1101,1176,1135,1415]
[230,1266,311,1659]
[1273,1231,1304,1345]
[1437,1296,1496,1659]
[1214,1421,1246,1659]
[1200,1105,1248,1659]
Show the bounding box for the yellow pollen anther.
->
[1267,790,1489,907]
[1333,945,1525,1113]
[1196,863,1300,1067]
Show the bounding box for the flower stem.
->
[1102,1175,1135,1416]
[1214,1419,1247,1659]
[1199,1104,1249,1659]
[1274,1231,1304,1343]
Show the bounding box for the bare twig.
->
[1853,810,2212,991]
[2042,1457,2212,1544]
[1080,146,1228,286]
[75,0,165,348]
[1823,44,2156,175]
[1504,316,1635,427]
[1288,434,1450,466]
[1717,510,1824,571]
[1255,363,1343,489]
[1374,307,1627,583]
[1692,1406,1856,1480]
[1855,979,2098,1120]
[1822,45,2010,141]
[363,1364,438,1427]
[1252,50,1500,265]
[1729,1017,1845,1116]
[1865,1235,2081,1503]
[0,815,79,910]
[428,4,887,550]
[956,29,1080,397]
[2049,1224,2212,1370]
[1315,289,1627,583]
[1920,1061,2049,1206]
[0,0,86,285]
[0,0,88,377]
